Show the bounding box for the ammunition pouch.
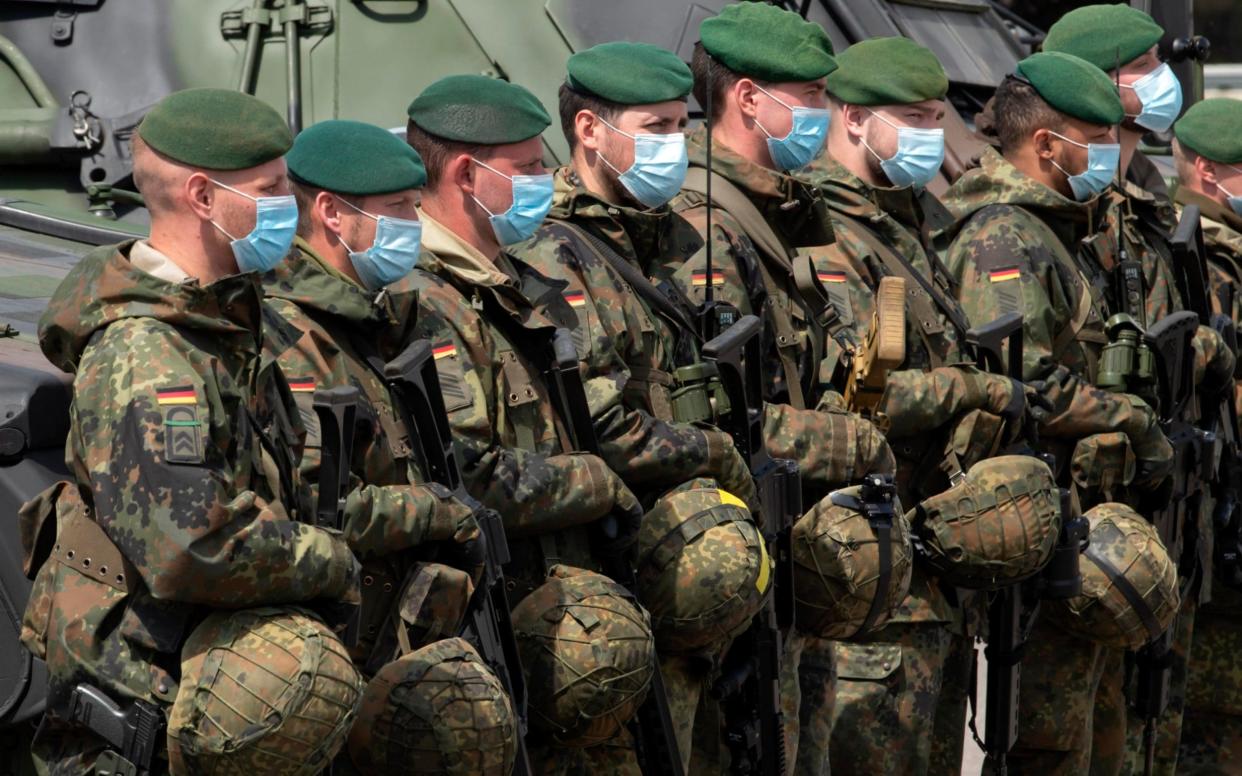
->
[1070,432,1137,503]
[362,561,475,676]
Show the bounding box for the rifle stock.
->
[311,386,362,647]
[844,276,907,422]
[383,341,533,776]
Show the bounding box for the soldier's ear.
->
[1196,155,1219,187]
[575,110,605,154]
[316,191,343,235]
[734,78,761,120]
[184,172,215,221]
[1032,128,1056,161]
[841,104,868,140]
[448,153,477,196]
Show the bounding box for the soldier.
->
[19,89,363,774]
[940,52,1177,775]
[1171,98,1242,772]
[402,73,768,773]
[806,36,1044,776]
[262,119,517,774]
[510,39,899,771]
[1042,9,1237,771]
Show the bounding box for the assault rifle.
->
[383,341,533,776]
[965,313,1086,776]
[540,328,686,776]
[843,276,907,425]
[1134,309,1200,776]
[701,314,799,776]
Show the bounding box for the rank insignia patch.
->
[158,386,203,464]
[989,267,1021,283]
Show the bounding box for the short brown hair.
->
[557,83,624,153]
[405,121,491,189]
[992,76,1067,155]
[691,42,762,123]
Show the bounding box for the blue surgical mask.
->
[596,118,688,209]
[471,159,554,245]
[1048,132,1120,202]
[1122,63,1183,133]
[1218,166,1242,217]
[862,109,945,189]
[335,197,423,291]
[209,179,298,273]
[753,85,829,171]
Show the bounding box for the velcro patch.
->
[162,403,203,465]
[432,341,471,412]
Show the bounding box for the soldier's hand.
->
[1022,379,1056,426]
[1125,398,1175,490]
[596,480,643,559]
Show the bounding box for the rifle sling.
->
[682,166,821,409]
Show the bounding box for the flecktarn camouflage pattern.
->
[166,607,363,776]
[635,478,767,654]
[792,485,913,639]
[510,565,654,748]
[348,637,517,776]
[911,455,1061,589]
[1048,503,1180,650]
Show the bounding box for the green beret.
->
[1043,4,1164,72]
[1175,98,1242,164]
[287,120,426,195]
[1014,52,1124,126]
[826,37,948,106]
[700,2,837,83]
[138,88,291,170]
[407,75,550,145]
[566,42,692,105]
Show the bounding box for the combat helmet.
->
[792,474,913,639]
[511,565,655,747]
[911,455,1062,589]
[348,637,517,775]
[1047,502,1180,650]
[166,607,363,776]
[635,478,767,654]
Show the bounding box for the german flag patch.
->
[989,267,1021,283]
[158,385,202,465]
[817,271,847,284]
[563,291,587,308]
[692,271,725,287]
[156,385,196,405]
[287,377,316,393]
[432,342,458,361]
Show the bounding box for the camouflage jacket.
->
[402,214,752,530]
[940,147,1163,482]
[669,125,840,409]
[800,159,1019,478]
[261,240,476,560]
[514,168,894,501]
[23,241,358,706]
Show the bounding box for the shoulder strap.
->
[683,167,793,272]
